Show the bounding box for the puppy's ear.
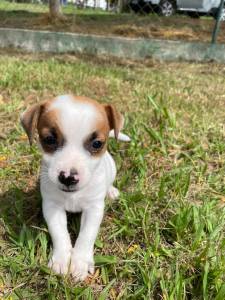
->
[104,104,124,139]
[20,103,42,145]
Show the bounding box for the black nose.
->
[58,169,79,187]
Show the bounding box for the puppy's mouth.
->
[59,186,78,193]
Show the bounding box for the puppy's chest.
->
[62,194,90,213]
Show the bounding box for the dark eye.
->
[43,135,57,145]
[92,140,103,149]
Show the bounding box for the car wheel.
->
[159,0,175,16]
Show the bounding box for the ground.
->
[0,52,225,299]
[0,1,225,43]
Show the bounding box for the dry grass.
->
[0,1,225,43]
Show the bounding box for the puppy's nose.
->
[58,169,79,187]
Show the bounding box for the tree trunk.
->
[117,0,127,13]
[49,0,64,20]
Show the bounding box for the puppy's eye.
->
[92,140,103,149]
[84,132,105,155]
[43,135,57,145]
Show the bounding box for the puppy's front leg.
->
[71,204,104,281]
[43,201,72,275]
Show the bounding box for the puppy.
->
[21,94,129,281]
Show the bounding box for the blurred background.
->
[0,0,225,45]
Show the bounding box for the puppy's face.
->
[21,95,123,192]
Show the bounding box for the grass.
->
[0,52,225,299]
[0,0,225,43]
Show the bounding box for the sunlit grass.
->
[0,53,225,299]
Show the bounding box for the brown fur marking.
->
[21,95,123,154]
[37,103,64,153]
[72,95,123,139]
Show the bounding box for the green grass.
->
[1,53,225,299]
[0,0,109,15]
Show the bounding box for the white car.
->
[130,0,225,20]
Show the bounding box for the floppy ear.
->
[20,103,42,145]
[104,104,124,139]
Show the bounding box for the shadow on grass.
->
[0,183,80,245]
[0,9,43,20]
[0,184,43,235]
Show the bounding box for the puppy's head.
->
[21,95,123,192]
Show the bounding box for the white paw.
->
[70,251,94,281]
[48,249,71,275]
[107,186,120,200]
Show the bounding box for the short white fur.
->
[35,95,124,281]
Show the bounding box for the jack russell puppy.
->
[21,94,130,281]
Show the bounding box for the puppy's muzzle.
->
[58,168,79,192]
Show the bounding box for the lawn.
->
[0,52,225,299]
[0,0,225,43]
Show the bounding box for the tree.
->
[49,0,64,20]
[117,0,129,13]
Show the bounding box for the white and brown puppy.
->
[21,94,129,281]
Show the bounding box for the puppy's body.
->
[21,95,126,281]
[41,150,116,279]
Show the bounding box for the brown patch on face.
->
[37,104,64,154]
[21,99,64,153]
[84,110,110,157]
[84,132,106,156]
[71,95,107,115]
[72,95,124,140]
[69,95,109,156]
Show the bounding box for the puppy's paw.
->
[70,251,94,281]
[107,186,120,200]
[48,249,71,275]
